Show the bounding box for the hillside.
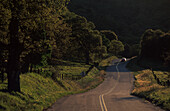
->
[0,62,103,111]
[68,0,170,44]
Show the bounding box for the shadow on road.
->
[116,96,139,101]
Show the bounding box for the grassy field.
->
[57,65,90,76]
[0,70,102,111]
[127,58,170,111]
[0,73,68,111]
[0,56,116,111]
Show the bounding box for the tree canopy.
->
[108,40,124,56]
[0,0,71,92]
[0,0,125,92]
[140,29,170,66]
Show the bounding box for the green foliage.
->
[127,58,170,111]
[68,0,170,44]
[0,73,64,111]
[0,0,72,92]
[90,46,108,63]
[140,29,170,66]
[77,67,101,88]
[62,11,104,64]
[100,30,118,41]
[98,56,118,70]
[57,64,90,76]
[101,34,110,48]
[153,71,170,86]
[0,0,126,93]
[108,40,124,55]
[0,64,103,111]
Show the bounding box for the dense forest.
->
[68,0,170,63]
[68,0,170,44]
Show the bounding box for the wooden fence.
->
[0,65,95,83]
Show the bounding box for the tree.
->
[100,30,118,41]
[91,45,107,63]
[63,13,103,64]
[0,0,70,92]
[101,33,110,48]
[77,29,102,64]
[139,29,170,66]
[108,40,124,55]
[140,29,164,59]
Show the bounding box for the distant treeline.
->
[68,0,170,45]
[139,29,170,66]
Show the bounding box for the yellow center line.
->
[99,95,104,111]
[99,62,120,111]
[102,94,108,111]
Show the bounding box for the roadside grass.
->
[98,56,118,70]
[0,56,116,111]
[78,67,101,89]
[0,73,68,111]
[153,71,170,86]
[127,58,170,111]
[49,59,90,78]
[0,68,101,111]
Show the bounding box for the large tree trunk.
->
[7,18,21,92]
[7,35,21,92]
[7,2,21,92]
[7,64,21,92]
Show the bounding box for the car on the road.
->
[121,58,126,62]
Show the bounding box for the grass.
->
[127,57,170,111]
[77,67,101,89]
[0,64,98,110]
[49,59,90,77]
[0,68,102,111]
[153,71,170,86]
[57,65,90,76]
[0,56,117,111]
[0,73,70,111]
[98,56,118,70]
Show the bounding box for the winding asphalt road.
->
[46,59,164,111]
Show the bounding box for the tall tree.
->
[63,13,103,64]
[0,0,69,92]
[139,29,170,66]
[108,40,124,55]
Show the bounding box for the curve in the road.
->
[99,61,120,111]
[45,59,164,111]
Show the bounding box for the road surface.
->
[46,59,164,111]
